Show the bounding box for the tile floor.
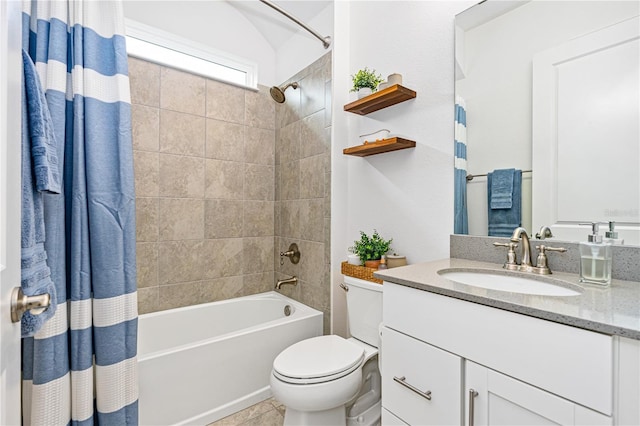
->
[208,398,285,426]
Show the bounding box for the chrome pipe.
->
[258,0,331,49]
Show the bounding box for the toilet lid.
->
[273,335,364,384]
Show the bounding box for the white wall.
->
[275,2,334,84]
[457,1,638,236]
[331,0,474,336]
[123,0,277,85]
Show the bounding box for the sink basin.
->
[438,269,581,296]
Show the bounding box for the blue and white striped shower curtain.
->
[22,1,138,424]
[454,97,468,234]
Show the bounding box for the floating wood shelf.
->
[343,137,416,157]
[344,84,417,115]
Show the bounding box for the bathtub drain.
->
[284,305,292,316]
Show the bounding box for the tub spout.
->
[275,276,298,290]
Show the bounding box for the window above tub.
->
[125,19,258,90]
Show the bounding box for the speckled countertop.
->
[374,258,640,340]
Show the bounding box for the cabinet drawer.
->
[383,283,613,415]
[382,327,462,425]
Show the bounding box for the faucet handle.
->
[534,245,567,274]
[494,241,519,269]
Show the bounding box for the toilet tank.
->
[344,276,383,347]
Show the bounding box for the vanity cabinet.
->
[466,361,610,426]
[382,282,639,425]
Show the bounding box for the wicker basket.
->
[341,261,383,284]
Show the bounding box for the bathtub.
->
[137,291,323,425]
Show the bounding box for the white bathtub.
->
[138,291,323,425]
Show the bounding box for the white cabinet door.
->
[466,361,611,426]
[382,327,462,425]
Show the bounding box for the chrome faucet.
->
[511,227,533,271]
[535,226,553,240]
[494,227,567,275]
[275,275,298,290]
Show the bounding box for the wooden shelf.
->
[344,84,417,115]
[343,137,416,157]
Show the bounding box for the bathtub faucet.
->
[275,276,298,290]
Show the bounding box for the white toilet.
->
[270,276,383,426]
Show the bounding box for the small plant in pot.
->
[350,67,383,98]
[350,230,393,269]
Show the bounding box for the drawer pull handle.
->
[393,376,432,401]
[469,388,478,426]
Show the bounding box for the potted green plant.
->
[350,230,393,268]
[350,67,383,98]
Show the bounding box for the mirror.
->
[454,0,640,245]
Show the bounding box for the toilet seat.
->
[273,335,365,384]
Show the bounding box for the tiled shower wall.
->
[274,53,332,333]
[129,53,333,323]
[129,57,277,314]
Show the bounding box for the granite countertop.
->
[374,258,640,340]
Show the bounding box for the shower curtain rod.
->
[258,0,331,49]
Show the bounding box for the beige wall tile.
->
[206,79,245,124]
[243,237,275,274]
[246,87,275,130]
[324,80,332,127]
[132,104,159,152]
[159,110,205,156]
[133,150,159,197]
[136,197,158,242]
[244,164,274,201]
[299,155,324,199]
[159,154,204,198]
[157,281,206,311]
[158,240,204,284]
[324,218,331,264]
[298,240,324,284]
[128,57,160,107]
[245,127,275,165]
[300,69,325,118]
[137,286,159,315]
[300,198,324,243]
[205,119,244,162]
[200,276,244,303]
[205,199,243,238]
[160,67,205,115]
[243,201,274,237]
[205,159,244,200]
[136,242,158,289]
[324,171,331,217]
[279,161,300,201]
[279,200,300,239]
[300,110,327,158]
[243,272,274,295]
[202,238,243,279]
[277,121,300,165]
[158,198,204,241]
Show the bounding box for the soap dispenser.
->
[604,221,624,245]
[579,222,612,286]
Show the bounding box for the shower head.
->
[270,82,298,103]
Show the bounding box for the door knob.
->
[10,287,51,323]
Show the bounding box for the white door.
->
[0,0,23,424]
[465,361,611,426]
[532,16,640,244]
